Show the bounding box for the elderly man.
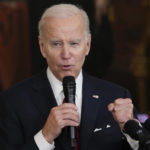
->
[0,3,140,150]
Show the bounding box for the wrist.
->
[42,129,54,144]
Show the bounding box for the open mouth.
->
[62,65,72,70]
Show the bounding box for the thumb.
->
[108,103,114,112]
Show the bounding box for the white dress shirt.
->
[34,67,83,150]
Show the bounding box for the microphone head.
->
[124,120,144,140]
[63,76,76,104]
[63,76,75,86]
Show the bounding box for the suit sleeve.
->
[0,93,39,150]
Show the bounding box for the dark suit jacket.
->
[0,70,134,150]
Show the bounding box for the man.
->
[0,3,139,150]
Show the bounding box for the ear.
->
[38,36,46,58]
[85,34,91,56]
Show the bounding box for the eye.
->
[71,42,78,45]
[51,41,62,47]
[70,41,79,47]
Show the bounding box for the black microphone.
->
[124,119,150,150]
[63,76,77,148]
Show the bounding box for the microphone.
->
[63,76,77,148]
[124,119,150,150]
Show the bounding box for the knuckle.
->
[127,98,132,102]
[51,107,60,116]
[114,99,121,104]
[128,103,133,109]
[51,107,56,113]
[114,106,118,112]
[56,118,62,126]
[114,99,119,104]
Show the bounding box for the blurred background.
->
[0,0,150,114]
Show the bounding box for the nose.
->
[61,45,71,59]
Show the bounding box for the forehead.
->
[43,14,85,38]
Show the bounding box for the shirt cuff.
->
[123,133,139,150]
[34,130,55,150]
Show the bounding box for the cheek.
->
[78,49,87,60]
[45,52,58,65]
[75,52,86,66]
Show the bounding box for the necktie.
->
[63,98,65,103]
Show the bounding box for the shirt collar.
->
[46,67,62,101]
[46,67,83,104]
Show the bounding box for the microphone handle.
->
[68,93,77,148]
[70,126,77,147]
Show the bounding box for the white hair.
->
[38,3,91,41]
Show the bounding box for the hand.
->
[108,98,134,130]
[42,103,79,143]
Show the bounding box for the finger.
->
[54,113,79,128]
[59,106,79,114]
[108,103,114,112]
[50,106,79,126]
[50,104,78,116]
[60,103,78,111]
[114,98,132,105]
[114,102,133,112]
[62,113,79,122]
[63,119,79,127]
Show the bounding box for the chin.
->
[62,72,75,78]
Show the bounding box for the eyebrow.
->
[49,39,81,42]
[49,40,62,44]
[69,39,81,42]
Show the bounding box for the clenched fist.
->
[108,98,134,130]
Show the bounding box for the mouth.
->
[61,65,72,70]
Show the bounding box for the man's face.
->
[39,13,91,81]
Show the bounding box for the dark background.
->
[0,0,150,113]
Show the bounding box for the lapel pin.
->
[92,95,99,99]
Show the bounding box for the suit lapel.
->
[79,74,104,150]
[32,71,57,122]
